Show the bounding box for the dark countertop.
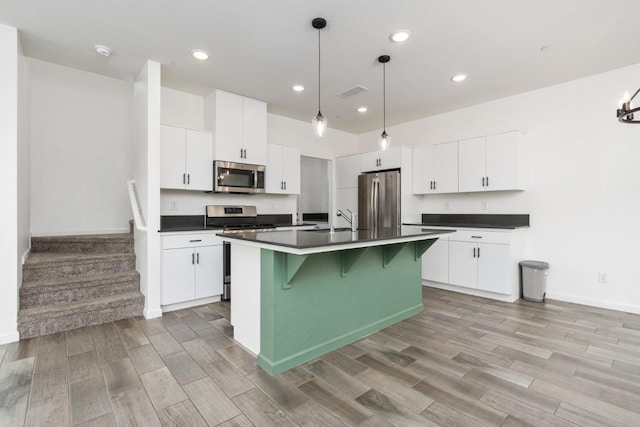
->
[159,223,317,233]
[404,222,528,230]
[159,213,314,233]
[408,213,530,230]
[218,226,454,254]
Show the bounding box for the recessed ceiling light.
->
[451,74,468,83]
[292,84,305,92]
[94,45,112,57]
[390,30,411,43]
[357,106,368,113]
[191,49,209,61]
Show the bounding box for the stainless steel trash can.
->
[520,260,549,302]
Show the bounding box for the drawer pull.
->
[189,239,202,242]
[471,236,482,239]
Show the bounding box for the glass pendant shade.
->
[312,111,327,137]
[379,130,390,151]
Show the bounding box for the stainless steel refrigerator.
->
[358,170,401,229]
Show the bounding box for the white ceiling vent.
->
[337,85,368,99]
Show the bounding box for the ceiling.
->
[2,0,639,134]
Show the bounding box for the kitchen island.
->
[218,226,453,375]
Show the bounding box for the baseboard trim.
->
[143,307,163,319]
[161,295,221,313]
[21,247,31,265]
[0,330,20,345]
[423,281,519,303]
[546,291,640,314]
[257,303,424,375]
[31,228,130,237]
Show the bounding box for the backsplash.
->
[160,189,297,217]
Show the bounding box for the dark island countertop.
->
[218,227,454,255]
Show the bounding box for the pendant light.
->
[312,17,327,137]
[378,55,391,151]
[617,87,640,123]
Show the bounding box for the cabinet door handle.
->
[189,239,202,242]
[284,181,287,190]
[473,247,476,258]
[240,148,243,158]
[477,247,480,258]
[187,174,190,184]
[192,253,195,264]
[486,176,489,187]
[433,181,436,190]
[196,252,199,264]
[482,177,485,187]
[280,181,283,190]
[183,173,186,184]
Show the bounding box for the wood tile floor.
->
[2,287,640,426]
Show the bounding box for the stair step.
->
[20,272,140,308]
[22,252,136,282]
[18,292,145,339]
[31,233,134,254]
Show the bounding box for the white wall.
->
[161,87,204,129]
[18,38,31,278]
[0,24,20,343]
[133,61,162,319]
[29,59,134,236]
[300,156,329,214]
[359,63,640,313]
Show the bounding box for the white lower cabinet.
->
[422,229,517,298]
[422,238,449,283]
[162,233,223,306]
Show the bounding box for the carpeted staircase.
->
[18,233,145,339]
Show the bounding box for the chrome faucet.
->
[336,209,358,232]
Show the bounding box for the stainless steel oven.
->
[206,205,277,301]
[214,161,265,194]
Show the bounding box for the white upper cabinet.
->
[160,124,213,191]
[458,137,487,192]
[210,90,267,165]
[458,131,526,192]
[241,96,268,164]
[412,141,458,194]
[485,131,526,191]
[360,147,402,172]
[266,143,300,194]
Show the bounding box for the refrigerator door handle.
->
[372,177,380,229]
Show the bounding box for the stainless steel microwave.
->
[213,161,266,194]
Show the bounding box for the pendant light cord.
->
[383,62,386,130]
[318,28,321,113]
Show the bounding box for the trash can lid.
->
[519,260,550,270]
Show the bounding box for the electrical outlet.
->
[170,201,178,210]
[598,272,608,283]
[481,201,488,210]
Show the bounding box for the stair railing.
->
[127,180,147,232]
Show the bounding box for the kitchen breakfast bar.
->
[219,227,453,375]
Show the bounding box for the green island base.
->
[257,240,435,375]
